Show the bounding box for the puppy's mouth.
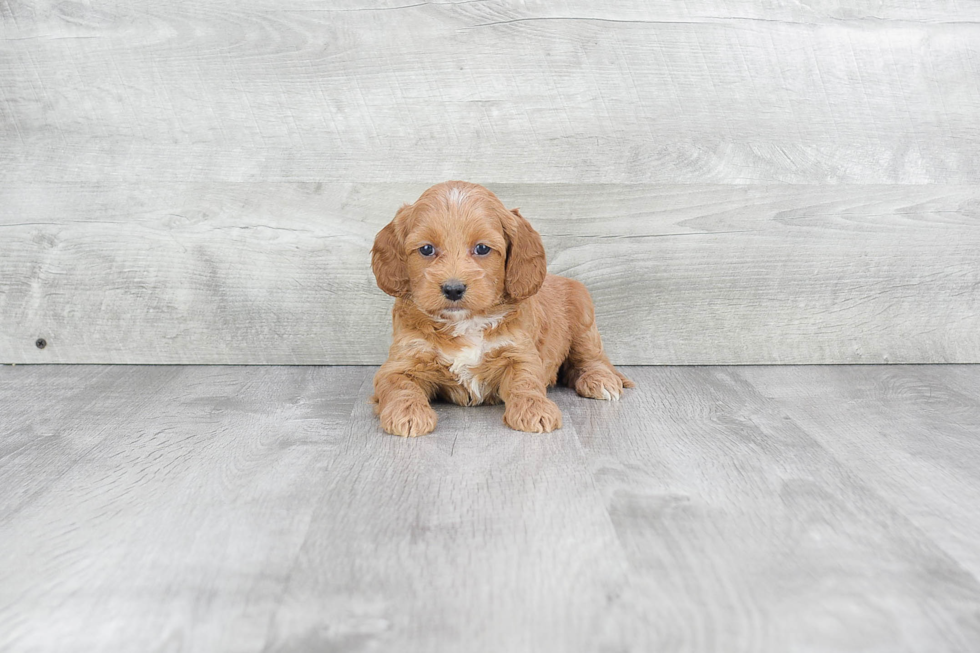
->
[439,306,470,318]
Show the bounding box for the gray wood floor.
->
[1,365,979,652]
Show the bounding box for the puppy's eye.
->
[474,243,491,256]
[418,244,435,257]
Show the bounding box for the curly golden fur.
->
[370,181,634,436]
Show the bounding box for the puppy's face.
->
[372,182,546,319]
[402,195,508,317]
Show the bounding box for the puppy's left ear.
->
[371,206,411,297]
[503,208,547,301]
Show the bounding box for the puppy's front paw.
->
[574,367,626,401]
[379,400,437,437]
[504,395,562,433]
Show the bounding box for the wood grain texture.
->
[739,364,980,578]
[561,366,980,652]
[265,376,628,653]
[2,183,978,364]
[2,364,980,652]
[1,1,979,184]
[3,1,979,364]
[0,364,369,652]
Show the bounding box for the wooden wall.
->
[2,1,978,364]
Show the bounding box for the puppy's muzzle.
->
[441,279,467,301]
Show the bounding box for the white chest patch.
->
[435,313,512,404]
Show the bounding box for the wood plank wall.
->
[2,1,978,364]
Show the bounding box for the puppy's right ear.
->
[371,205,411,297]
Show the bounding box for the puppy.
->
[370,181,634,436]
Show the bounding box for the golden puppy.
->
[370,181,634,436]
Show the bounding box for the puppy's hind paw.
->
[574,367,626,401]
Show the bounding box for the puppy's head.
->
[371,181,546,318]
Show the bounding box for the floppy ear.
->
[503,208,547,301]
[371,207,411,297]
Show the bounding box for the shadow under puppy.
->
[370,181,634,436]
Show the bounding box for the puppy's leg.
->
[563,285,635,401]
[372,362,437,437]
[499,354,562,433]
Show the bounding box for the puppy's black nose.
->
[441,280,467,301]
